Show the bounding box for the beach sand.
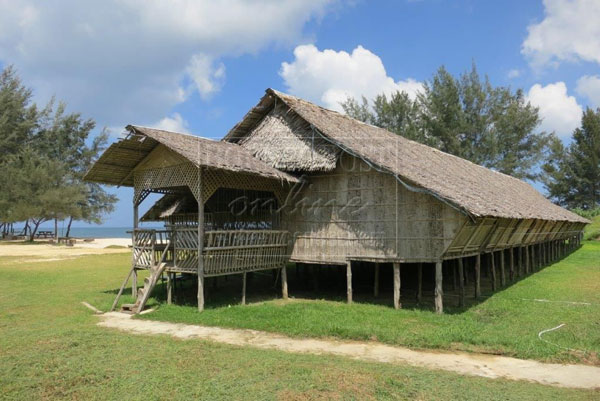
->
[0,238,131,261]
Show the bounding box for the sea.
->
[11,226,164,239]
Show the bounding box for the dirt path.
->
[98,312,600,390]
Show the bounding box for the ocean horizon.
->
[11,226,164,239]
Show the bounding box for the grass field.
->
[140,241,600,365]
[1,251,598,399]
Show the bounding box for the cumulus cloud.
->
[153,113,189,133]
[576,75,600,108]
[526,82,583,136]
[0,0,333,127]
[280,44,423,111]
[522,0,600,68]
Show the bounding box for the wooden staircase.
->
[121,262,167,314]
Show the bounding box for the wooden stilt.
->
[525,245,530,274]
[416,263,423,304]
[490,252,497,291]
[435,261,443,314]
[346,261,352,304]
[132,203,139,299]
[475,254,481,299]
[167,272,172,305]
[518,247,523,277]
[393,262,401,309]
[241,272,247,305]
[509,247,515,281]
[452,261,458,291]
[132,269,137,299]
[458,258,465,307]
[197,168,205,312]
[373,263,379,298]
[281,266,288,300]
[500,250,506,287]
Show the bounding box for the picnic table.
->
[36,231,54,238]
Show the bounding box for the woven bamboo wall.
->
[282,153,465,263]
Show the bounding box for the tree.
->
[544,108,600,209]
[341,63,550,181]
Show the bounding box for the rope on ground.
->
[538,323,588,355]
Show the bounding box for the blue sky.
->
[1,0,599,227]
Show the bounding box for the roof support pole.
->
[509,247,515,282]
[416,263,423,304]
[474,254,481,299]
[518,247,523,277]
[373,263,380,298]
[167,273,173,305]
[490,252,497,292]
[458,258,465,307]
[346,261,353,304]
[434,261,443,314]
[393,262,401,310]
[197,167,205,312]
[500,250,506,287]
[281,265,288,300]
[241,272,247,305]
[525,245,530,275]
[132,202,139,299]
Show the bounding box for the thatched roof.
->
[84,125,299,186]
[225,89,587,223]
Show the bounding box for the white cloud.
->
[153,113,189,133]
[507,69,521,79]
[526,82,582,136]
[280,44,423,112]
[522,0,600,68]
[576,75,600,108]
[0,0,334,127]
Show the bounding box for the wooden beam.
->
[500,250,506,287]
[346,261,352,304]
[373,263,380,298]
[241,272,247,305]
[435,261,443,314]
[475,254,481,299]
[281,266,288,300]
[416,263,423,304]
[490,252,497,291]
[197,168,205,312]
[458,258,465,307]
[393,262,401,310]
[167,273,172,305]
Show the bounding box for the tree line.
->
[0,66,117,240]
[342,64,600,213]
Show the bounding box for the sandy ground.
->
[97,312,600,390]
[0,238,131,261]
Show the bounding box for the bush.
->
[571,207,600,219]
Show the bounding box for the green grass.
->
[1,251,597,399]
[140,242,600,365]
[584,215,600,240]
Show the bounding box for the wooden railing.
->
[132,228,289,276]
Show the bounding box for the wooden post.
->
[490,252,497,291]
[241,272,247,305]
[525,245,530,274]
[373,263,379,298]
[500,250,506,287]
[518,247,523,277]
[393,262,401,309]
[509,247,515,281]
[54,218,58,242]
[346,261,352,304]
[531,245,536,270]
[132,203,139,299]
[475,254,481,299]
[281,266,288,300]
[452,261,458,291]
[416,263,423,304]
[167,273,173,305]
[197,168,205,312]
[458,258,465,307]
[435,261,443,314]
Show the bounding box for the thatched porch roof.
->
[84,125,299,186]
[225,89,587,224]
